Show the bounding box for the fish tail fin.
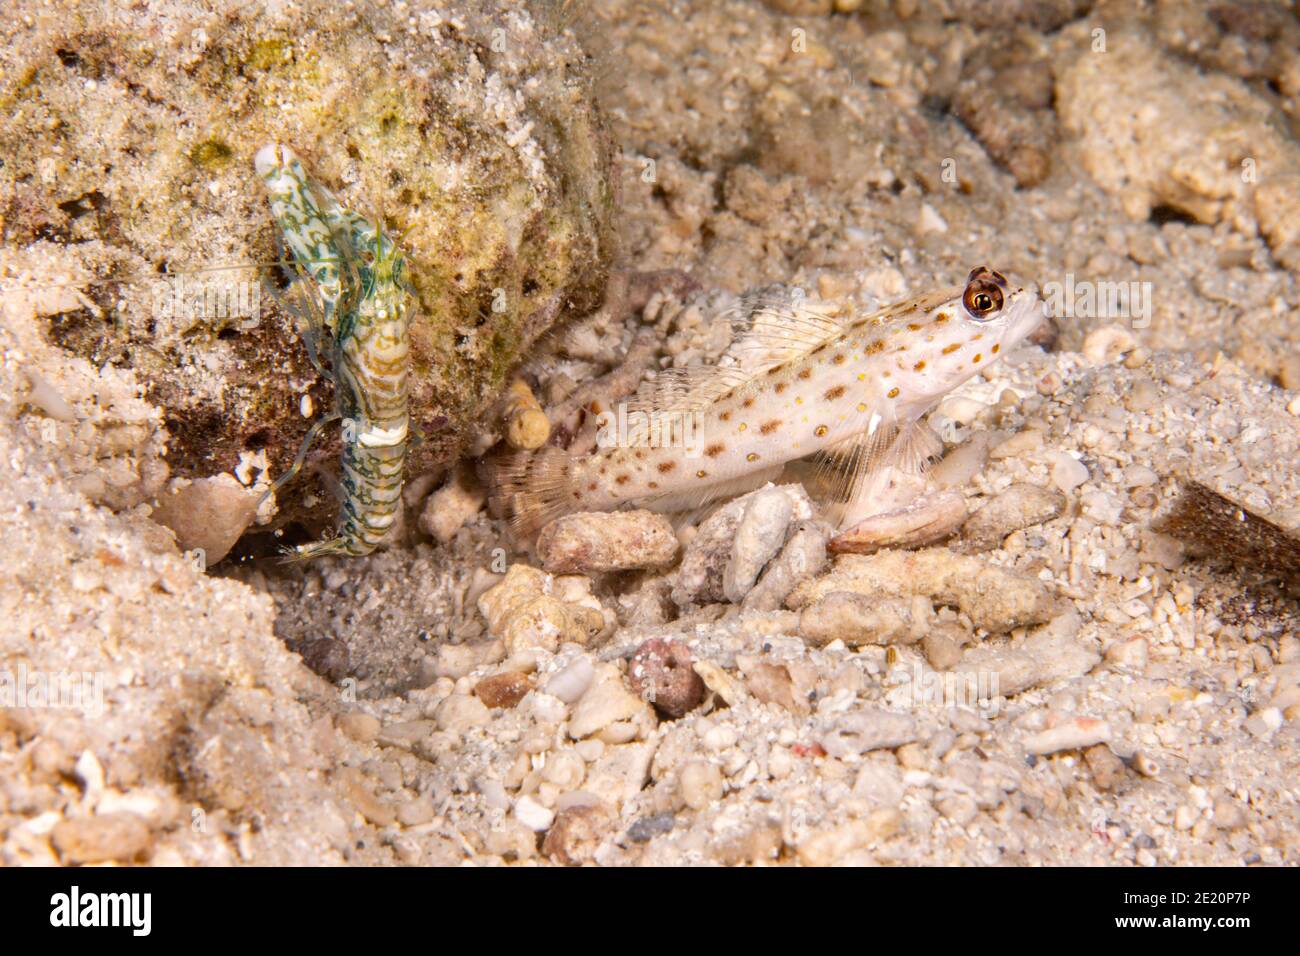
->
[481,446,577,538]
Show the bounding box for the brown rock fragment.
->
[922,623,967,670]
[543,804,615,866]
[746,662,809,714]
[474,671,532,709]
[150,475,259,565]
[961,482,1067,552]
[798,592,918,647]
[537,510,679,574]
[1084,744,1127,791]
[628,639,706,719]
[51,813,153,864]
[501,378,551,451]
[830,491,967,555]
[789,548,1057,634]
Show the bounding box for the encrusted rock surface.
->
[0,0,615,530]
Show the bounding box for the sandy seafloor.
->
[1,0,1299,866]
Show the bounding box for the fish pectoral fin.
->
[802,419,945,529]
[798,421,899,521]
[888,417,944,475]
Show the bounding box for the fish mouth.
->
[1003,285,1045,342]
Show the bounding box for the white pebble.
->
[703,724,738,752]
[1244,707,1283,739]
[918,202,948,234]
[723,488,794,603]
[679,760,724,810]
[1022,717,1111,754]
[544,656,594,704]
[574,738,604,762]
[514,795,555,832]
[542,751,586,790]
[1049,452,1089,492]
[521,692,568,724]
[1080,489,1124,525]
[476,778,510,812]
[1121,464,1158,488]
[1082,325,1138,364]
[74,750,105,803]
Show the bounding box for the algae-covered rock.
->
[0,0,615,528]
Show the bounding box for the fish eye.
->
[963,280,1004,319]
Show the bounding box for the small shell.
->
[1082,324,1138,364]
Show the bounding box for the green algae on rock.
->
[0,0,615,531]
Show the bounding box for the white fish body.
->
[488,268,1042,535]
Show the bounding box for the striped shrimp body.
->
[255,144,411,559]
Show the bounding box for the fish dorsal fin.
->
[626,284,957,435]
[725,284,960,372]
[625,363,754,416]
[724,284,850,371]
[626,285,849,419]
